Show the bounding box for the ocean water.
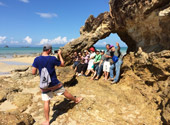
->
[0,47,127,58]
[0,47,59,58]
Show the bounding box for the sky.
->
[0,0,127,47]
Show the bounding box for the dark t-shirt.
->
[32,56,61,87]
[105,50,112,62]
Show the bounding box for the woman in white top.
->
[85,47,96,76]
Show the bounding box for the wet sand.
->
[0,57,34,74]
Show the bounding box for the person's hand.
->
[58,49,61,55]
[116,42,119,46]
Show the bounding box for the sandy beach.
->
[0,57,35,74]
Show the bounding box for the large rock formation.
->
[119,49,170,124]
[61,12,114,65]
[109,0,170,53]
[61,0,170,65]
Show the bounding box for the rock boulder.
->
[0,111,35,125]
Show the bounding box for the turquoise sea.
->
[0,47,127,58]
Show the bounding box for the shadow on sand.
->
[50,98,77,124]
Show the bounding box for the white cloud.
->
[36,12,57,18]
[10,40,19,44]
[39,39,49,45]
[0,36,7,44]
[39,36,69,45]
[24,36,32,44]
[0,2,6,6]
[19,0,29,3]
[69,39,75,42]
[95,42,107,46]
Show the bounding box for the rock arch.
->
[61,0,170,65]
[60,12,114,65]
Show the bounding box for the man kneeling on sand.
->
[32,44,83,125]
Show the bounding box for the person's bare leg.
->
[91,69,94,73]
[91,71,97,80]
[95,75,99,80]
[104,71,107,80]
[74,67,77,72]
[86,70,90,76]
[42,100,50,125]
[105,72,109,80]
[63,90,83,103]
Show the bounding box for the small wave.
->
[0,61,31,66]
[0,72,10,75]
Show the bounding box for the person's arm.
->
[90,55,95,59]
[116,42,120,51]
[105,54,112,58]
[58,49,65,67]
[32,57,38,75]
[32,67,37,75]
[99,60,103,66]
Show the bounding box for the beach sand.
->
[0,57,34,74]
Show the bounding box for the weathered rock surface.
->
[0,78,22,104]
[7,93,33,112]
[109,0,170,53]
[119,49,170,124]
[56,66,76,85]
[61,0,170,65]
[0,111,35,125]
[11,66,29,73]
[13,53,41,58]
[0,50,169,124]
[61,12,114,65]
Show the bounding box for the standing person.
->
[32,44,83,125]
[91,50,105,80]
[93,49,101,71]
[85,47,96,76]
[74,52,82,72]
[81,50,90,75]
[71,52,79,70]
[76,52,84,76]
[90,49,101,79]
[108,45,116,81]
[103,44,112,80]
[110,42,123,84]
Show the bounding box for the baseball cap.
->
[109,45,114,49]
[100,50,105,52]
[43,44,52,51]
[96,49,100,52]
[89,47,95,52]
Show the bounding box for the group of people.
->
[72,42,123,84]
[31,43,123,125]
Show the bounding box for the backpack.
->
[112,55,118,63]
[40,58,51,89]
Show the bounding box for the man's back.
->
[32,56,61,87]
